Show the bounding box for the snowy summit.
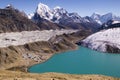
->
[36,3,53,20]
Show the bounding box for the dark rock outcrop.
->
[106,45,120,53]
[101,20,120,30]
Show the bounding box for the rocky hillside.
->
[0,6,40,33]
[0,70,119,80]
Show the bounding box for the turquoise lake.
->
[29,46,120,78]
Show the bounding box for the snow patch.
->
[28,13,34,19]
[112,20,120,24]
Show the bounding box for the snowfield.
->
[0,29,78,47]
[82,28,120,52]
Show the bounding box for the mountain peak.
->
[54,6,62,10]
[103,12,118,19]
[91,12,120,24]
[93,12,101,15]
[91,12,102,24]
[37,3,51,13]
[104,12,114,16]
[91,12,101,18]
[36,3,53,20]
[5,4,15,9]
[53,6,67,14]
[38,3,48,8]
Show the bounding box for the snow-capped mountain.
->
[33,3,84,23]
[31,3,100,31]
[91,13,120,24]
[5,4,15,9]
[82,28,120,53]
[36,3,53,20]
[91,12,102,24]
[32,3,120,26]
[52,6,69,23]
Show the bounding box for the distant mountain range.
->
[81,13,120,53]
[1,3,120,32]
[29,3,101,32]
[28,3,120,24]
[28,3,120,32]
[91,12,120,24]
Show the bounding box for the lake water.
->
[29,46,120,78]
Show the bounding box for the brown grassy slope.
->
[0,70,119,80]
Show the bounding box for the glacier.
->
[0,29,78,48]
[82,28,120,52]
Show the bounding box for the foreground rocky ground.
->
[0,70,119,80]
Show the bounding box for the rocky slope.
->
[0,70,119,80]
[101,20,120,29]
[0,6,40,33]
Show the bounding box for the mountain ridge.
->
[91,12,120,24]
[30,3,101,32]
[29,3,120,26]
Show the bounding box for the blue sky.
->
[0,0,119,16]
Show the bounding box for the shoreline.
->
[27,44,79,72]
[0,70,119,80]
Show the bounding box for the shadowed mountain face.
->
[0,7,41,33]
[101,20,120,30]
[32,13,68,30]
